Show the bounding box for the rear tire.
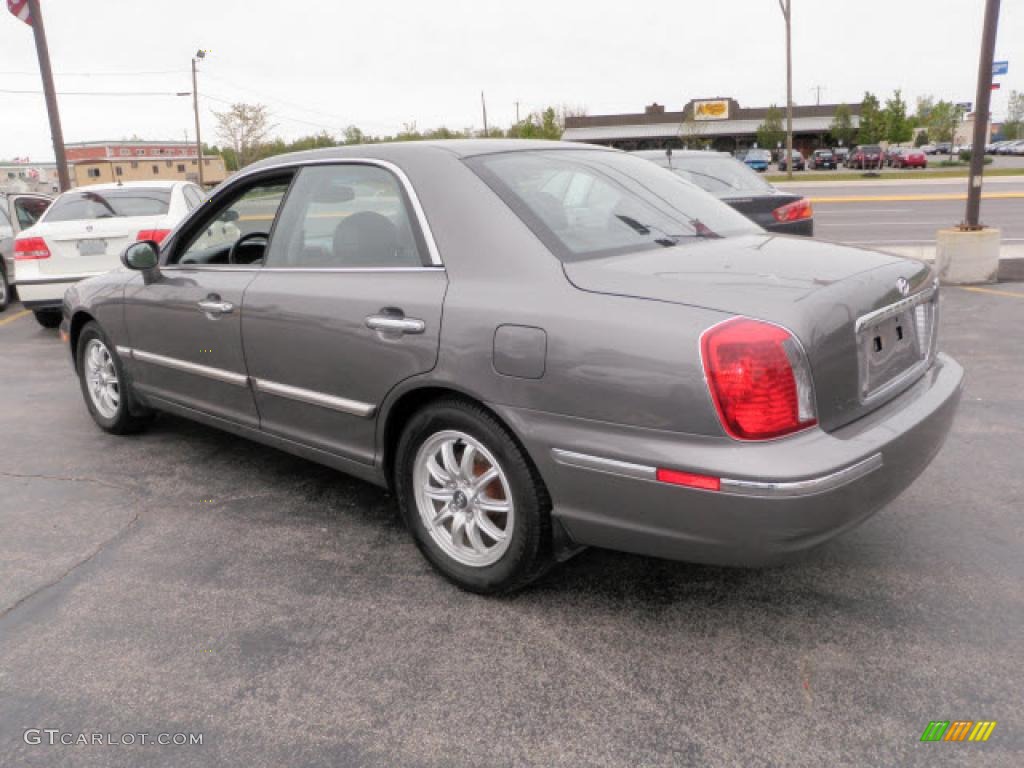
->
[0,266,9,311]
[394,398,552,594]
[76,321,153,434]
[33,309,61,328]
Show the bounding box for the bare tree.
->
[214,103,275,169]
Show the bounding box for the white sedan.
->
[13,181,211,327]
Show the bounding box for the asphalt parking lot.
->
[1,285,1022,767]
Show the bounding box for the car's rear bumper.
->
[494,353,963,566]
[764,218,814,237]
[14,274,102,306]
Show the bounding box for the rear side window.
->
[13,196,50,229]
[266,164,426,269]
[44,189,171,222]
[468,149,758,262]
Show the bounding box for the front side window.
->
[172,178,292,267]
[468,150,759,262]
[267,164,425,268]
[43,188,170,222]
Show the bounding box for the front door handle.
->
[365,314,425,335]
[197,299,234,316]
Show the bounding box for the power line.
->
[0,69,186,77]
[201,72,349,123]
[0,88,190,96]
[200,93,342,134]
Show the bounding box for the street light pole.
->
[778,0,794,181]
[192,49,206,186]
[964,0,1001,229]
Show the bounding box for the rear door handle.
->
[365,314,425,335]
[197,299,234,316]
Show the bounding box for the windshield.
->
[43,188,172,222]
[467,149,760,262]
[637,152,773,197]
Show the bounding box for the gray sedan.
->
[60,141,964,593]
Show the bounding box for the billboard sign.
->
[693,100,730,121]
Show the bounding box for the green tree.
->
[914,130,929,147]
[858,92,884,143]
[755,105,785,151]
[915,95,936,124]
[829,103,855,147]
[213,102,275,168]
[883,89,913,144]
[1003,90,1024,140]
[923,101,961,142]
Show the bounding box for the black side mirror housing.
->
[220,209,240,223]
[122,240,160,271]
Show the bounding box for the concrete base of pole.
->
[934,227,1001,284]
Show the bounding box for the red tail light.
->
[136,229,171,244]
[772,198,813,223]
[701,318,817,440]
[14,236,51,260]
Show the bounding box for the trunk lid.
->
[36,215,167,276]
[563,233,937,432]
[720,191,802,229]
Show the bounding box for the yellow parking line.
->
[0,309,30,327]
[960,286,1024,299]
[810,192,1024,204]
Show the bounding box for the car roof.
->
[62,180,183,193]
[244,139,618,174]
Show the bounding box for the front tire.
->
[395,398,552,594]
[33,309,61,328]
[76,321,153,434]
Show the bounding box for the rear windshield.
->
[43,188,172,222]
[639,152,773,197]
[745,150,771,160]
[814,150,832,156]
[861,145,882,153]
[467,149,760,262]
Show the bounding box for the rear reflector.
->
[136,229,171,244]
[14,236,51,260]
[772,198,813,223]
[656,468,721,491]
[701,317,818,440]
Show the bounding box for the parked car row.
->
[737,145,927,172]
[56,139,962,593]
[985,139,1024,155]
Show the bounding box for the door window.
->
[172,178,292,267]
[267,164,425,269]
[13,197,50,229]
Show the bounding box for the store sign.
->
[693,100,730,121]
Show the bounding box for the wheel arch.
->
[69,309,97,368]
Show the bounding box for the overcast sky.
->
[1,0,1021,161]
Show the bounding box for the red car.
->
[892,148,928,169]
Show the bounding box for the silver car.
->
[61,141,964,593]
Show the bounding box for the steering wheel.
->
[228,232,269,265]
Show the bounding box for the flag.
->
[7,0,32,25]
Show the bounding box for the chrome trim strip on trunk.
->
[132,349,249,387]
[551,449,884,497]
[719,454,884,497]
[855,280,938,334]
[251,378,376,418]
[551,449,657,481]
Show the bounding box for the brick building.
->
[65,140,228,188]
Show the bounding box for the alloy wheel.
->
[413,430,514,567]
[84,339,120,419]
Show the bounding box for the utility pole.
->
[192,49,206,186]
[481,91,489,136]
[25,0,69,191]
[811,85,824,106]
[964,0,1000,229]
[778,0,794,180]
[515,100,521,124]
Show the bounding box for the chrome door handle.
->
[197,299,234,315]
[365,314,425,335]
